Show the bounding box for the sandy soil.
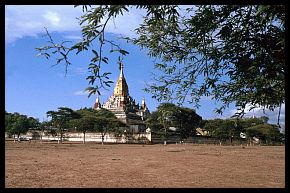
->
[5,141,285,188]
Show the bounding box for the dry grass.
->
[5,141,285,188]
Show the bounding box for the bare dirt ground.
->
[5,141,285,188]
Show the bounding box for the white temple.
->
[94,63,150,132]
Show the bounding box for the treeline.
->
[146,103,284,145]
[5,108,127,144]
[6,103,284,145]
[202,117,284,145]
[5,111,39,140]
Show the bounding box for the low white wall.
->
[24,131,151,143]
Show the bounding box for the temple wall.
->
[17,130,152,143]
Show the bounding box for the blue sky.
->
[5,5,285,129]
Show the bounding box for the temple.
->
[93,63,150,132]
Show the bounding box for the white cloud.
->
[5,5,197,44]
[230,103,285,125]
[64,35,83,40]
[43,11,61,26]
[73,67,87,76]
[5,5,146,44]
[105,7,146,38]
[5,5,83,44]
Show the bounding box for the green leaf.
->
[92,49,99,57]
[119,49,129,55]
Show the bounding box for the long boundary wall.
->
[6,131,151,143]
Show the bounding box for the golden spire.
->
[114,62,129,97]
[120,62,124,77]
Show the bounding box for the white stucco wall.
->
[22,131,151,143]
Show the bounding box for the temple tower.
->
[113,63,129,98]
[93,62,150,131]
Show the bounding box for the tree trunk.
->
[60,129,63,144]
[83,131,86,144]
[101,134,104,145]
[164,127,167,146]
[40,130,43,143]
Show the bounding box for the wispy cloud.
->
[5,5,146,44]
[43,11,61,26]
[6,5,197,44]
[105,7,146,38]
[5,5,83,44]
[64,35,82,40]
[229,103,285,125]
[73,67,87,76]
[73,90,89,96]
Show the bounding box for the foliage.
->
[5,112,40,139]
[73,107,127,144]
[131,5,285,118]
[93,117,127,144]
[36,5,284,122]
[145,111,163,133]
[237,117,266,131]
[203,115,283,143]
[69,115,98,143]
[46,107,80,143]
[204,118,241,141]
[245,124,283,143]
[69,116,97,133]
[146,103,202,140]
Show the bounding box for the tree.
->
[46,107,79,144]
[245,124,283,144]
[38,121,50,143]
[13,116,29,140]
[73,107,126,144]
[36,5,284,122]
[175,107,202,141]
[147,103,202,144]
[69,116,97,144]
[157,103,176,145]
[93,117,126,145]
[5,112,40,142]
[203,118,240,145]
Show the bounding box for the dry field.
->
[5,141,285,188]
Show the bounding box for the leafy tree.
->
[238,117,266,131]
[145,111,163,133]
[157,103,176,145]
[38,121,50,142]
[204,118,240,144]
[69,116,98,144]
[5,112,16,137]
[260,116,269,124]
[245,124,282,144]
[147,103,202,144]
[93,117,126,145]
[46,107,80,144]
[73,107,126,144]
[36,5,284,123]
[5,112,39,141]
[175,107,202,141]
[94,108,117,118]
